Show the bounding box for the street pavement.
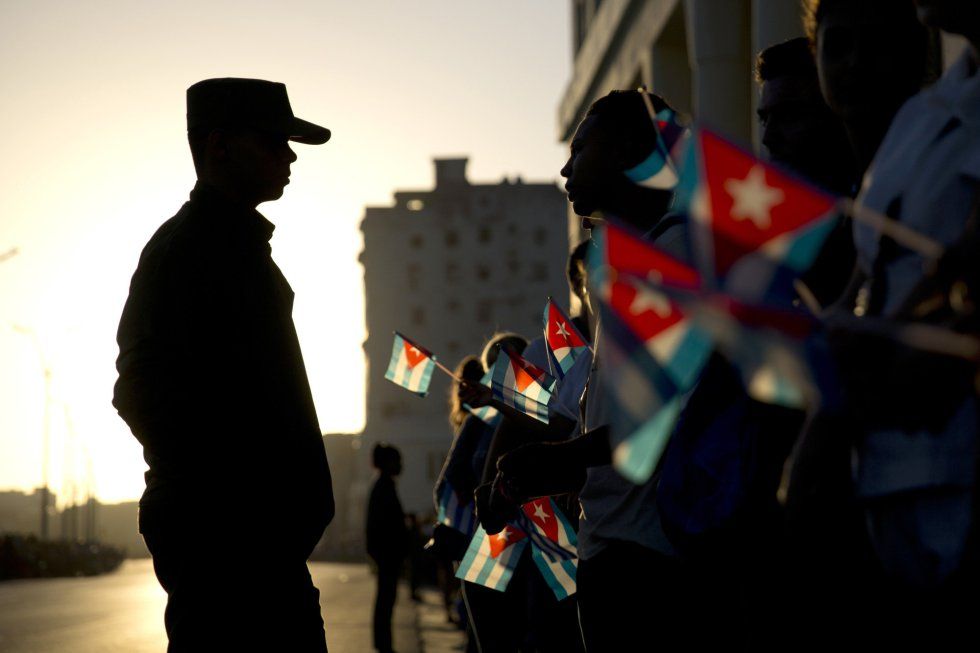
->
[0,558,465,652]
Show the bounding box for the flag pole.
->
[839,198,944,260]
[432,358,462,382]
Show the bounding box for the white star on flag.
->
[532,503,550,522]
[497,528,510,543]
[410,347,420,355]
[629,286,672,318]
[555,321,570,338]
[723,165,784,230]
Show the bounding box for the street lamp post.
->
[11,324,53,540]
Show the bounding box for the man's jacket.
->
[113,183,334,560]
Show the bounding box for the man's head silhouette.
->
[561,90,675,231]
[186,78,330,208]
[756,38,855,193]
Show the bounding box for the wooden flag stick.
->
[432,358,462,382]
[839,198,944,260]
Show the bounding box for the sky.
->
[0,0,571,504]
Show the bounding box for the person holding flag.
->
[488,89,699,652]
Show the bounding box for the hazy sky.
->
[0,0,571,504]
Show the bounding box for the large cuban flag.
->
[543,298,590,380]
[464,370,500,425]
[491,349,557,424]
[673,128,839,307]
[518,498,579,600]
[591,222,714,483]
[456,523,528,592]
[384,332,436,397]
[624,107,690,191]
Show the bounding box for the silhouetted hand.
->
[459,381,492,408]
[474,482,518,536]
[424,524,469,562]
[495,442,589,505]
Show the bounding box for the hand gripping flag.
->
[436,479,476,537]
[590,222,714,483]
[673,128,839,307]
[517,498,579,600]
[543,298,590,380]
[491,348,557,424]
[624,107,690,191]
[464,370,500,425]
[456,523,528,592]
[384,332,436,397]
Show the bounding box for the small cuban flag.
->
[455,523,528,592]
[673,127,839,307]
[384,332,436,397]
[518,498,578,600]
[491,348,557,424]
[464,370,500,425]
[624,107,690,191]
[436,479,476,537]
[543,298,590,380]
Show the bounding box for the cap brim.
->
[289,117,331,145]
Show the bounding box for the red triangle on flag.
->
[403,340,428,369]
[609,277,684,342]
[700,130,836,277]
[547,301,586,349]
[512,360,537,393]
[606,222,701,291]
[489,526,526,558]
[522,499,559,543]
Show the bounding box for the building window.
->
[533,227,547,246]
[446,262,460,283]
[478,226,492,243]
[407,199,425,211]
[447,299,460,313]
[445,230,459,247]
[476,264,491,282]
[448,340,460,355]
[407,263,421,291]
[476,299,492,323]
[410,234,423,249]
[529,262,548,282]
[411,306,425,326]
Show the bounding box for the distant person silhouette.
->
[366,443,409,653]
[112,78,334,652]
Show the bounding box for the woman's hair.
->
[479,332,528,372]
[449,355,486,430]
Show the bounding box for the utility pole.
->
[11,324,53,540]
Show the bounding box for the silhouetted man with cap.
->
[113,78,334,651]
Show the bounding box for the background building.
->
[358,158,570,520]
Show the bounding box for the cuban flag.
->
[490,348,557,424]
[624,108,690,191]
[455,523,528,592]
[543,298,590,380]
[465,370,500,425]
[384,332,436,396]
[673,128,839,307]
[590,222,714,483]
[518,498,578,600]
[436,479,476,537]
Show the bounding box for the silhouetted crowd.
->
[421,2,980,652]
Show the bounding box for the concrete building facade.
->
[357,158,570,519]
[561,0,804,242]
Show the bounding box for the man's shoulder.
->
[134,201,215,280]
